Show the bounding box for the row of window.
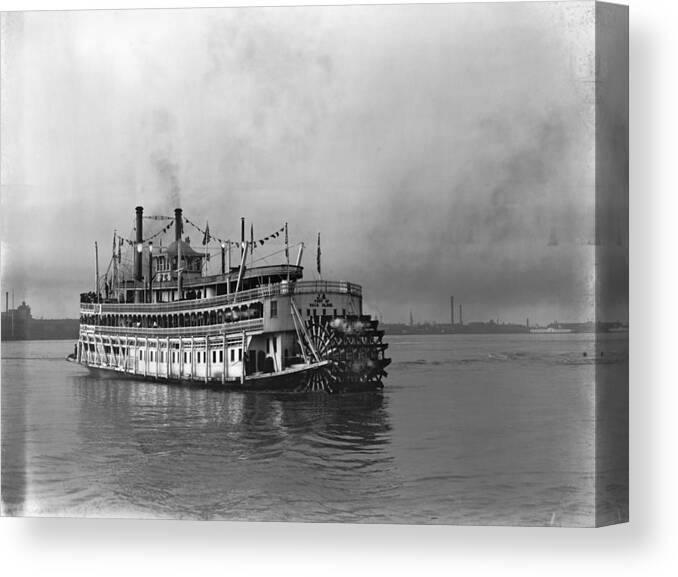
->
[82,302,267,328]
[138,348,242,364]
[83,302,353,329]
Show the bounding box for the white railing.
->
[84,318,264,338]
[80,280,362,315]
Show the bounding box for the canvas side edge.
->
[594,0,629,528]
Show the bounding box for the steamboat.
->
[70,206,390,393]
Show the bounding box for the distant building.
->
[1,300,79,341]
[1,301,32,340]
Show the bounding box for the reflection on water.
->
[60,375,395,521]
[73,374,391,445]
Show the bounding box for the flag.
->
[202,221,211,245]
[284,223,289,263]
[317,232,321,275]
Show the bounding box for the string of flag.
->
[145,219,175,242]
[122,219,175,246]
[142,215,174,221]
[120,216,286,253]
[182,216,285,249]
[255,224,285,247]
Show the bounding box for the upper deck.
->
[82,263,305,306]
[80,279,362,315]
[81,206,363,329]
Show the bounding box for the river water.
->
[1,333,628,526]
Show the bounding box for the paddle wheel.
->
[297,315,390,393]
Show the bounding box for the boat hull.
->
[66,355,384,393]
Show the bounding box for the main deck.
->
[77,278,366,386]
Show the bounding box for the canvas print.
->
[0,1,628,526]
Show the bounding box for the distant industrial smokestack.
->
[450,296,455,326]
[135,206,143,282]
[174,208,183,242]
[459,303,463,326]
[5,292,8,313]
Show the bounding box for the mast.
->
[134,206,143,282]
[250,222,254,267]
[285,222,289,282]
[227,241,231,295]
[148,242,153,303]
[240,217,245,260]
[235,241,248,294]
[117,234,122,298]
[112,231,117,301]
[295,243,304,267]
[94,241,99,303]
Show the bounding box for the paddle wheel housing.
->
[298,315,391,393]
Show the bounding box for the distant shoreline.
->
[381,324,628,336]
[1,336,75,343]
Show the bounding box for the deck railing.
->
[80,280,362,315]
[83,318,265,338]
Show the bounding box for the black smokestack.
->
[5,291,8,313]
[135,206,143,282]
[174,208,183,242]
[450,295,455,326]
[459,303,463,326]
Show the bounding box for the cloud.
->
[0,4,612,324]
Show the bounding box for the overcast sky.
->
[0,3,626,323]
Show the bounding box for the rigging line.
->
[250,242,304,266]
[143,219,175,243]
[183,215,285,248]
[121,221,175,245]
[183,216,239,247]
[103,255,114,277]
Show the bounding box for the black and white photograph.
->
[1,0,628,531]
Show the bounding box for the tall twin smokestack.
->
[175,208,183,242]
[135,206,184,282]
[135,206,143,282]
